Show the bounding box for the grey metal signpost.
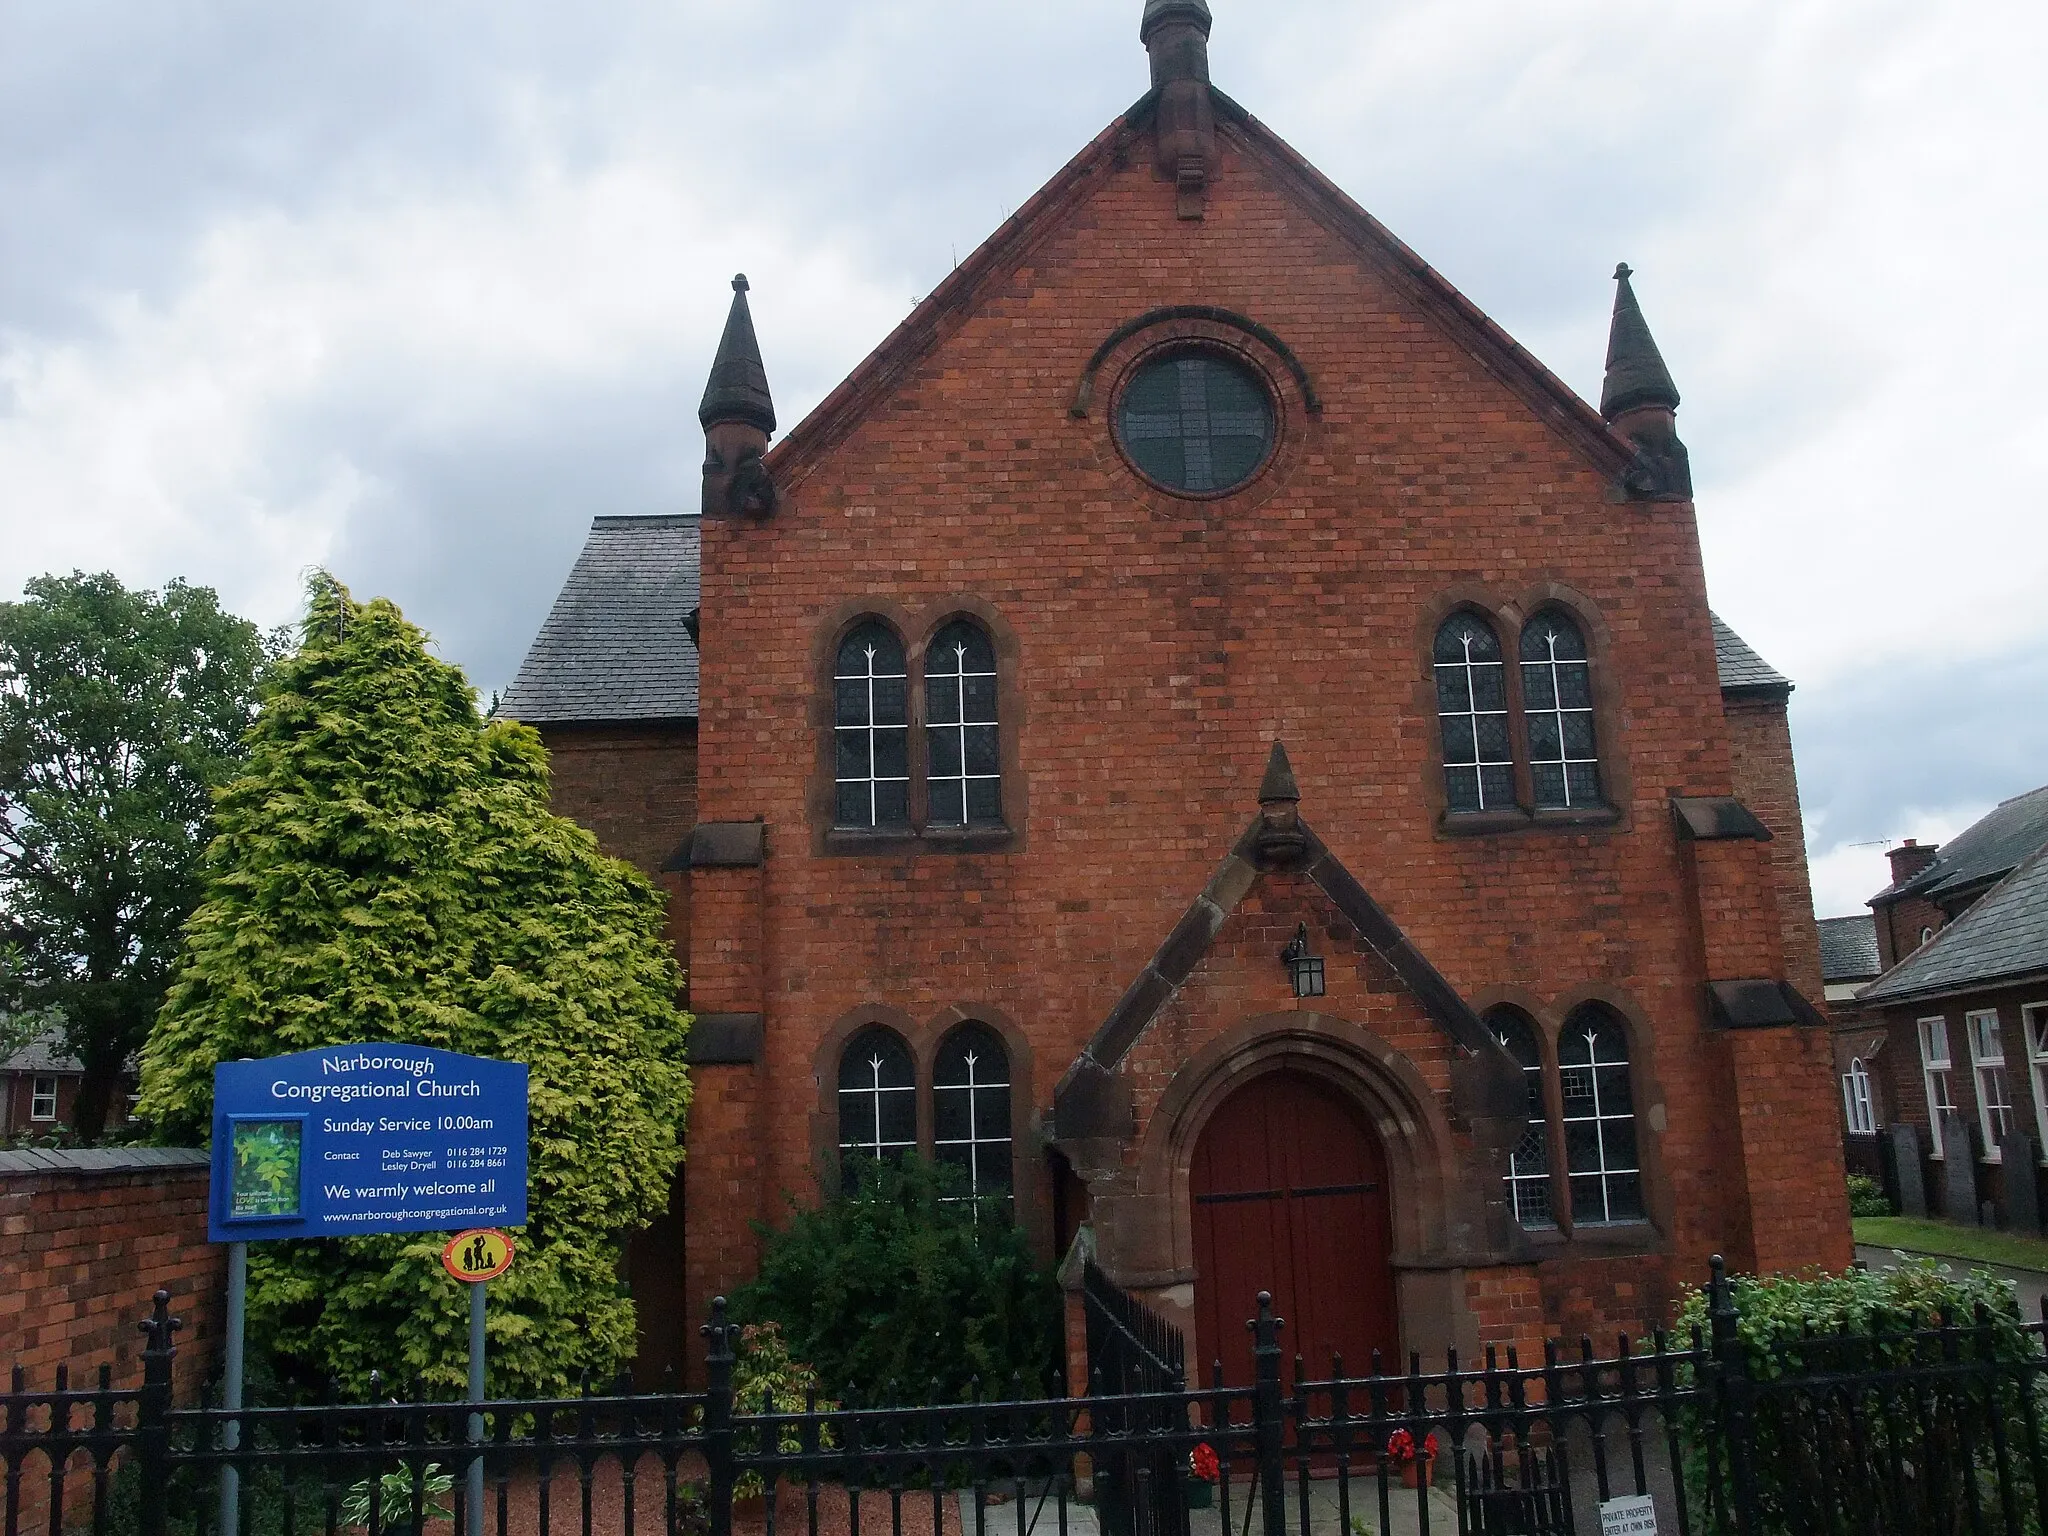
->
[207,1045,528,1536]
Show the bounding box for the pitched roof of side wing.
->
[1860,844,2048,1005]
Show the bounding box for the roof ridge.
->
[1860,839,2048,1003]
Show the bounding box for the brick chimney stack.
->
[1886,839,1941,887]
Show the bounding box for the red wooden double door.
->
[1190,1070,1398,1386]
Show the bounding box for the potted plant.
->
[1383,1429,1440,1490]
[1184,1442,1220,1508]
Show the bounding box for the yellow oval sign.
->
[441,1228,515,1283]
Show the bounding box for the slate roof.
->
[1818,914,1881,982]
[499,515,701,725]
[0,1028,80,1075]
[1710,615,1792,696]
[1870,783,2048,907]
[1860,843,2048,1005]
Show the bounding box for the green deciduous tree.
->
[0,572,276,1141]
[139,574,691,1398]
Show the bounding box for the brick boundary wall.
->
[0,1147,225,1391]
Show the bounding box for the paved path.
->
[1855,1243,2048,1316]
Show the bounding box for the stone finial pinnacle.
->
[1600,263,1680,421]
[1258,741,1300,805]
[698,275,776,436]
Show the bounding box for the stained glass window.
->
[837,1028,916,1191]
[1520,613,1601,810]
[1558,1008,1642,1224]
[1489,1009,1556,1229]
[1435,616,1514,812]
[1117,353,1273,494]
[834,622,910,829]
[933,1024,1012,1203]
[925,621,1000,827]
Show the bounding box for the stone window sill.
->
[1440,803,1621,836]
[825,824,1015,856]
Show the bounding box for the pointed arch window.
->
[1558,1008,1643,1224]
[1488,1009,1556,1230]
[837,1027,916,1189]
[925,621,1001,827]
[932,1024,1013,1203]
[1520,613,1601,810]
[1434,615,1513,813]
[835,622,910,829]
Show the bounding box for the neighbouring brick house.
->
[1820,914,1884,1174]
[1854,785,2048,1230]
[503,0,1848,1382]
[0,1029,132,1142]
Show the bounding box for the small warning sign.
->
[441,1228,515,1283]
[1599,1494,1657,1535]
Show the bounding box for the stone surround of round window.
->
[1114,350,1276,496]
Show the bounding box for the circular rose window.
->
[1116,351,1275,495]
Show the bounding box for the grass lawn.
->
[1853,1215,2048,1273]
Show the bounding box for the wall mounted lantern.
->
[1280,923,1325,999]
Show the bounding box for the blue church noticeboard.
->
[208,1045,528,1244]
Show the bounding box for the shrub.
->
[731,1154,1060,1402]
[137,575,691,1399]
[1845,1173,1891,1218]
[729,1321,838,1498]
[1674,1259,2041,1532]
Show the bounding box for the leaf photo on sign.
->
[230,1119,302,1219]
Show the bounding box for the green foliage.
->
[0,571,278,1140]
[138,573,691,1399]
[341,1463,454,1531]
[1846,1173,1892,1218]
[731,1154,1060,1402]
[729,1321,839,1498]
[1675,1259,2043,1532]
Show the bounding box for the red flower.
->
[1385,1429,1439,1463]
[1189,1443,1220,1483]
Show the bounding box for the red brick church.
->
[503,0,1850,1383]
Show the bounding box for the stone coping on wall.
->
[0,1146,208,1176]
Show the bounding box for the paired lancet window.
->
[834,618,1002,831]
[1434,610,1604,815]
[1488,1003,1645,1233]
[836,1023,1015,1203]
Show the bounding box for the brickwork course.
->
[509,1,1851,1380]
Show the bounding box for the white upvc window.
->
[1919,1016,1955,1156]
[1967,1009,2012,1159]
[1842,1059,1877,1136]
[2024,1003,2048,1158]
[30,1075,59,1122]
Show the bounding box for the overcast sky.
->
[4,0,2044,918]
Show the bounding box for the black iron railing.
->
[3,1259,2046,1535]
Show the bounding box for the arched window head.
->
[925,621,1000,827]
[1519,613,1601,810]
[835,622,910,829]
[837,1027,915,1190]
[1557,1007,1642,1225]
[932,1023,1012,1204]
[1434,615,1512,813]
[1487,1008,1555,1230]
[1843,1058,1876,1136]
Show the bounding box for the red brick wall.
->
[1722,696,1824,1003]
[672,112,1848,1337]
[0,1150,224,1388]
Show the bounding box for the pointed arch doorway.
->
[1190,1069,1398,1385]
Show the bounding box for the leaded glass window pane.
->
[837,1028,916,1191]
[1434,616,1514,813]
[932,1024,1013,1203]
[1116,353,1275,494]
[834,623,911,829]
[926,620,1001,828]
[1489,1009,1556,1231]
[1557,1008,1643,1224]
[1520,613,1602,810]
